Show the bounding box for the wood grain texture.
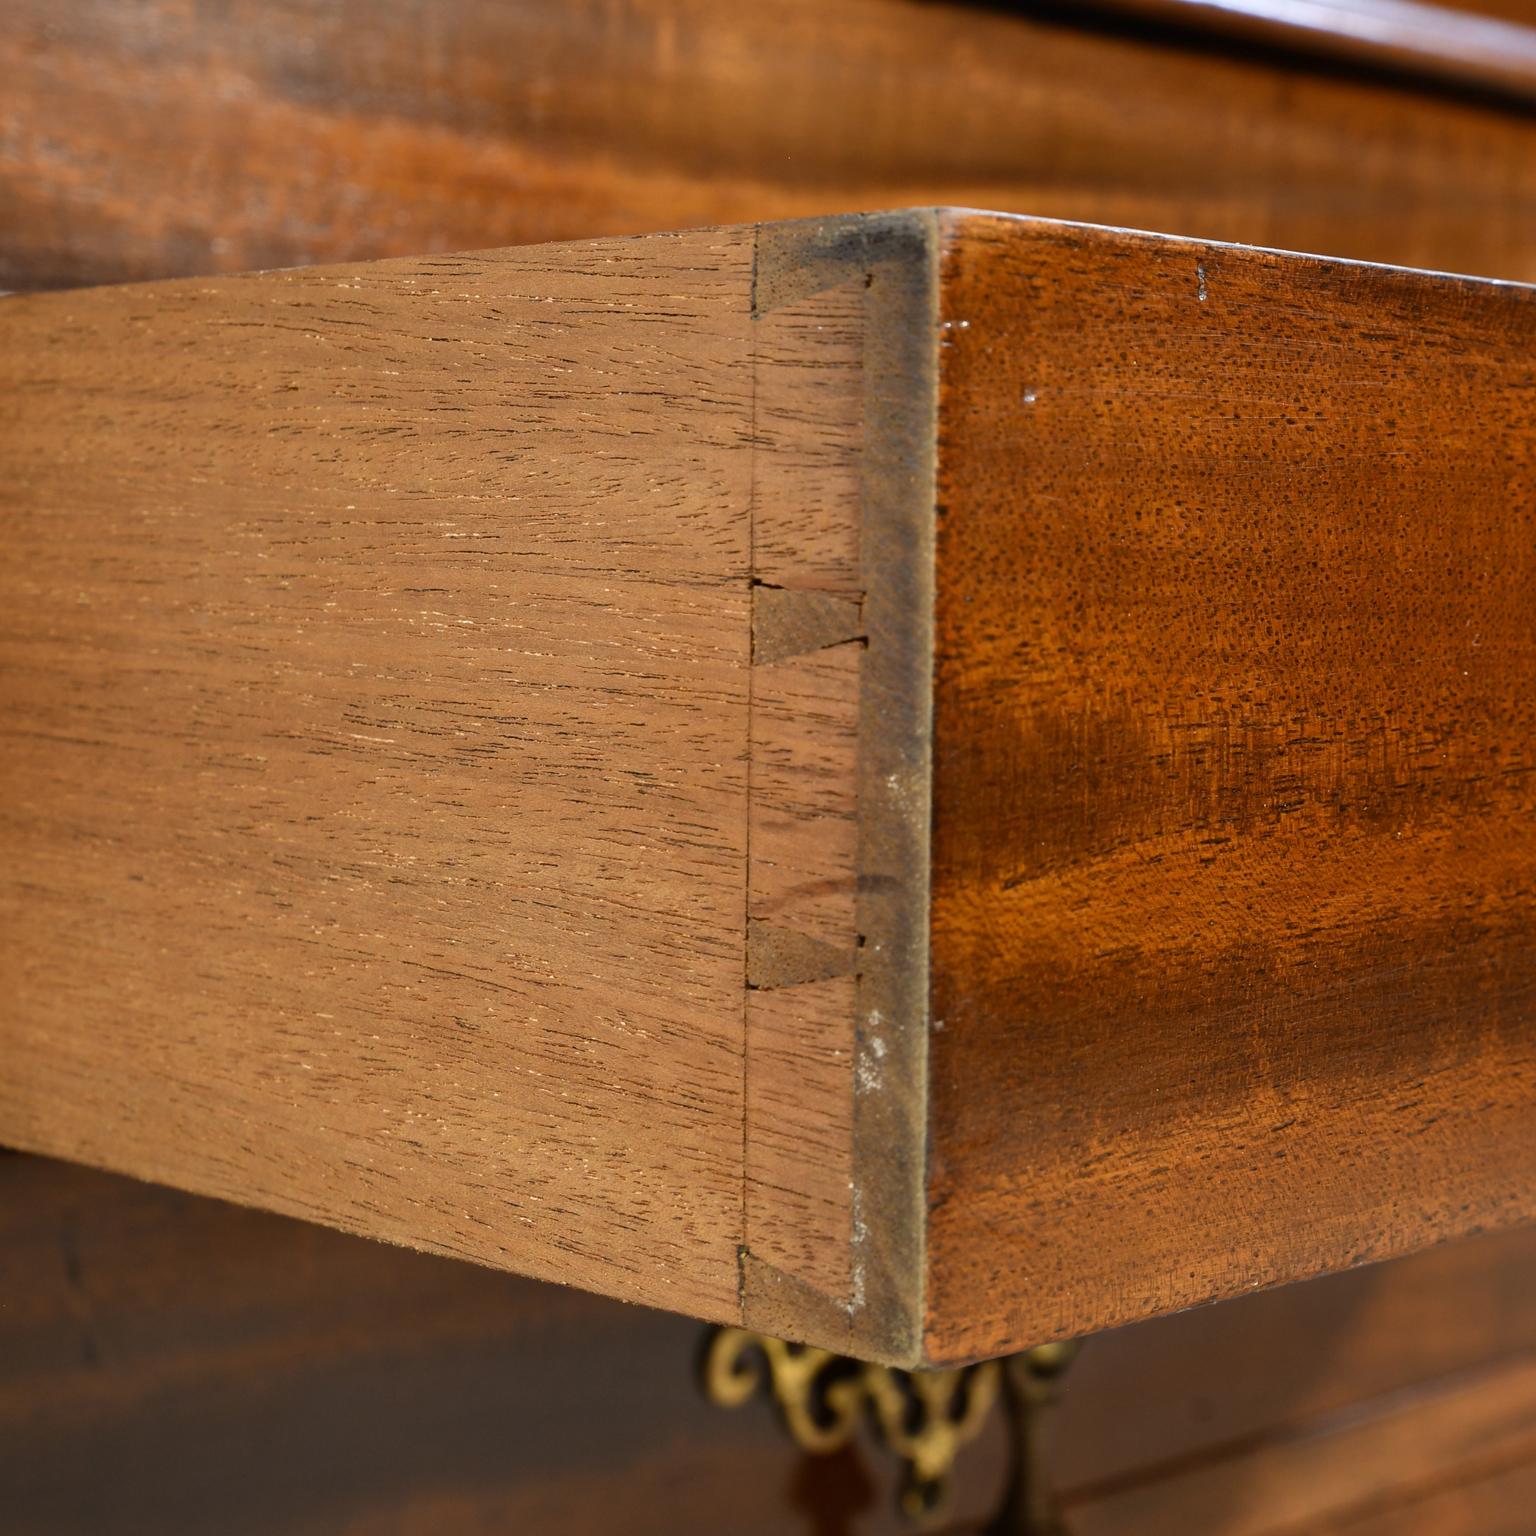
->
[741,214,936,1361]
[926,211,1536,1362]
[1311,1459,1536,1535]
[742,278,866,1323]
[6,209,1536,1366]
[1084,0,1536,103]
[0,229,760,1323]
[1054,1218,1536,1496]
[1070,1356,1536,1536]
[0,1152,977,1536]
[6,0,1536,298]
[0,211,937,1363]
[5,1150,1536,1534]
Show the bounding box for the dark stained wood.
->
[1082,0,1536,104]
[5,210,1535,1365]
[5,0,1536,297]
[0,1152,955,1536]
[4,1151,1536,1534]
[926,210,1536,1363]
[1055,1220,1536,1493]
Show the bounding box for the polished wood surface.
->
[1075,1357,1536,1534]
[1,1152,922,1536]
[6,7,1533,1530]
[1316,1462,1536,1535]
[1085,0,1536,103]
[5,210,1533,1365]
[927,210,1536,1362]
[4,1151,1536,1534]
[5,0,1536,298]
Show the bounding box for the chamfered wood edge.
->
[740,210,940,1367]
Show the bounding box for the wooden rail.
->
[1083,0,1536,103]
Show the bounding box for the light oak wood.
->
[0,213,931,1362]
[4,210,1534,1366]
[0,229,763,1327]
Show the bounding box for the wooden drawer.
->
[2,209,1533,1367]
[7,0,1536,294]
[4,1150,1536,1535]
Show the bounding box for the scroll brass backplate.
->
[701,1327,1080,1528]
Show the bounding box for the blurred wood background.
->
[5,1150,1536,1534]
[3,0,1536,295]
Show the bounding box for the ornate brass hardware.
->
[985,1340,1081,1535]
[702,1327,1075,1526]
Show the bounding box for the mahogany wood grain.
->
[1070,1357,1536,1535]
[5,210,1534,1366]
[6,0,1536,297]
[1311,1459,1536,1535]
[0,1153,959,1536]
[1429,0,1536,19]
[4,1151,1536,1534]
[0,213,936,1363]
[0,229,762,1326]
[1054,1220,1536,1493]
[742,277,866,1320]
[1084,0,1536,103]
[926,211,1536,1362]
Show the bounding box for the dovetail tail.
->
[746,922,858,989]
[751,585,864,665]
